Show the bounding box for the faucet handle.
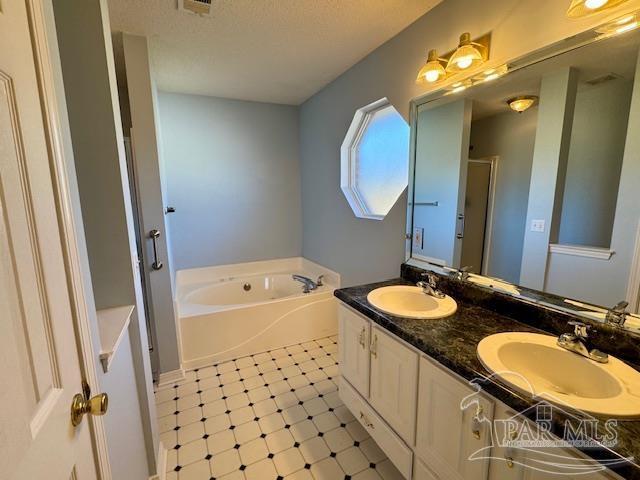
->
[568,321,590,338]
[316,275,324,287]
[421,271,438,288]
[612,300,629,313]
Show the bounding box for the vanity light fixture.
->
[507,96,538,113]
[416,49,448,84]
[596,12,640,35]
[567,0,630,18]
[446,33,490,73]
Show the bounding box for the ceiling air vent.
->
[179,0,212,17]
[584,73,621,86]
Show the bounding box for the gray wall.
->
[157,93,301,271]
[545,50,640,307]
[53,0,158,476]
[297,0,632,287]
[559,78,633,247]
[470,108,538,284]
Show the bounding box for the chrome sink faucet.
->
[292,274,318,294]
[417,272,446,299]
[605,300,629,327]
[557,321,608,363]
[451,266,472,281]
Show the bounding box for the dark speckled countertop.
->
[334,276,640,479]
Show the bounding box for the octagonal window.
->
[341,98,410,220]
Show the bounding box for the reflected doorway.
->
[461,157,498,275]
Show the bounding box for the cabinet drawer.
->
[340,377,413,479]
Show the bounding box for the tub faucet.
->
[292,274,318,294]
[417,272,446,299]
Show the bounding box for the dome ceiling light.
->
[507,96,538,113]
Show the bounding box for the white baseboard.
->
[157,368,185,387]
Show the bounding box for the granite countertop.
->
[334,278,640,479]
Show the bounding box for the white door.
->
[369,326,419,444]
[415,356,494,480]
[338,305,370,397]
[0,1,98,478]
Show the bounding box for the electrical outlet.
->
[531,219,545,232]
[413,227,424,249]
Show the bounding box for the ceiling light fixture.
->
[446,33,489,73]
[566,0,630,18]
[507,96,538,113]
[416,49,447,84]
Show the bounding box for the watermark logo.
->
[461,372,631,475]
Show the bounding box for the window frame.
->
[340,97,409,220]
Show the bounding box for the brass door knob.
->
[71,380,108,427]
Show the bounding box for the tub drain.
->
[243,283,252,291]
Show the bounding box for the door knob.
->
[71,380,108,427]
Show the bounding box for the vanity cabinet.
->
[415,356,494,480]
[337,303,620,480]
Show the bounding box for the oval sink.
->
[367,286,457,319]
[478,332,640,417]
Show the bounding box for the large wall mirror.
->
[407,24,640,332]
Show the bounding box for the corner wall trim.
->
[157,368,185,387]
[149,441,168,480]
[626,222,640,313]
[548,244,614,260]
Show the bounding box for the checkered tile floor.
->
[155,335,404,480]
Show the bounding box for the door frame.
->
[467,156,499,276]
[28,0,112,477]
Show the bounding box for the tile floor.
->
[155,335,404,480]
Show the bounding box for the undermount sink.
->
[367,285,457,319]
[478,332,640,418]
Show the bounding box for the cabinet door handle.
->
[471,404,483,439]
[359,411,375,429]
[370,334,378,358]
[358,327,366,349]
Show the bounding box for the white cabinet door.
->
[369,325,419,444]
[338,305,370,397]
[488,403,622,480]
[416,356,494,480]
[414,458,441,480]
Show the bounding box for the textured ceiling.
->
[107,0,442,105]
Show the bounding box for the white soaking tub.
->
[175,257,340,369]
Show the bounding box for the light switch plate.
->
[531,219,545,232]
[413,227,424,249]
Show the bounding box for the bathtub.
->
[175,257,340,369]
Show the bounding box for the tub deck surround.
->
[334,277,640,479]
[176,258,340,369]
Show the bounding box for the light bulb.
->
[455,56,474,69]
[585,0,608,9]
[616,21,639,33]
[425,70,441,82]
